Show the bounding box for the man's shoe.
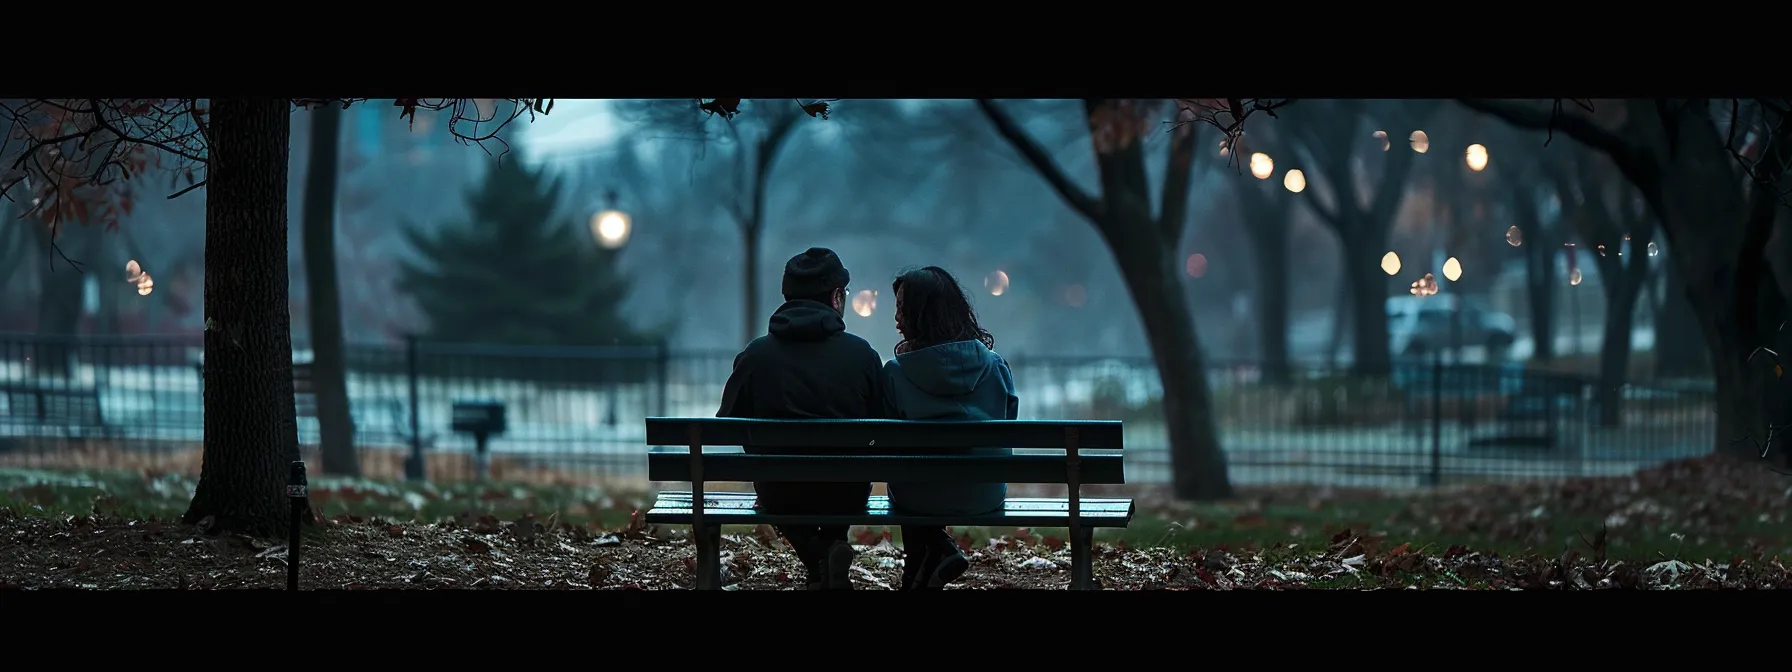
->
[822,540,856,590]
[925,547,969,589]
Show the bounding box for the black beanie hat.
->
[782,247,851,299]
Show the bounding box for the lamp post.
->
[588,189,630,428]
[590,190,632,250]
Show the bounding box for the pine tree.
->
[398,154,655,350]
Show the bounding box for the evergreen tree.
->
[398,154,655,349]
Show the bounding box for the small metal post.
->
[404,335,425,482]
[654,342,670,419]
[473,431,491,482]
[1428,350,1443,487]
[286,461,309,591]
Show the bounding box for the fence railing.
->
[0,332,1718,489]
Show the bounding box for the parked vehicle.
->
[1386,295,1517,358]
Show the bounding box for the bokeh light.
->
[1505,226,1524,247]
[591,209,631,249]
[1380,251,1402,276]
[1283,169,1306,193]
[1465,144,1488,171]
[1249,153,1274,179]
[1569,268,1583,286]
[985,270,1009,296]
[1442,256,1463,282]
[1185,253,1208,278]
[1408,273,1438,297]
[1218,140,1231,157]
[125,259,153,296]
[851,289,877,318]
[1372,130,1390,151]
[1647,242,1660,257]
[1409,130,1430,153]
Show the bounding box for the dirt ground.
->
[1,454,1788,590]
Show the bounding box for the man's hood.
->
[893,340,999,396]
[767,300,845,342]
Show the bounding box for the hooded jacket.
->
[881,339,1018,516]
[718,299,885,513]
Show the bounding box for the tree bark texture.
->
[183,98,307,537]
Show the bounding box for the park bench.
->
[643,417,1132,591]
[2,385,105,438]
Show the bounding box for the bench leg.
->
[1069,527,1096,591]
[694,524,724,590]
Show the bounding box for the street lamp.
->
[590,190,631,250]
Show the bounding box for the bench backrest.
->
[6,388,102,425]
[645,417,1125,485]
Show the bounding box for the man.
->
[718,247,884,590]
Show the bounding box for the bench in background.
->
[644,417,1132,590]
[1,385,105,439]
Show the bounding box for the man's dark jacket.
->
[717,299,885,513]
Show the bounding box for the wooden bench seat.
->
[647,492,1136,528]
[643,417,1130,591]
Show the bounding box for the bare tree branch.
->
[1457,98,1660,196]
[975,99,1103,222]
[1156,102,1203,242]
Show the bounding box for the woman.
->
[882,266,1018,590]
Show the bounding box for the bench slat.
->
[648,448,1125,485]
[645,493,1135,528]
[646,418,1123,450]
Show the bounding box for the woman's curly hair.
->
[892,265,995,354]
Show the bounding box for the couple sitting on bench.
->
[718,247,1017,591]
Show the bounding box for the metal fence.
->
[0,332,1717,489]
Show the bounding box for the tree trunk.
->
[301,104,359,477]
[1245,222,1291,384]
[741,224,760,345]
[1342,228,1393,377]
[1107,226,1234,500]
[1524,250,1557,363]
[1327,275,1349,369]
[1459,98,1785,466]
[1653,263,1706,378]
[32,223,90,377]
[1595,269,1644,427]
[183,98,307,537]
